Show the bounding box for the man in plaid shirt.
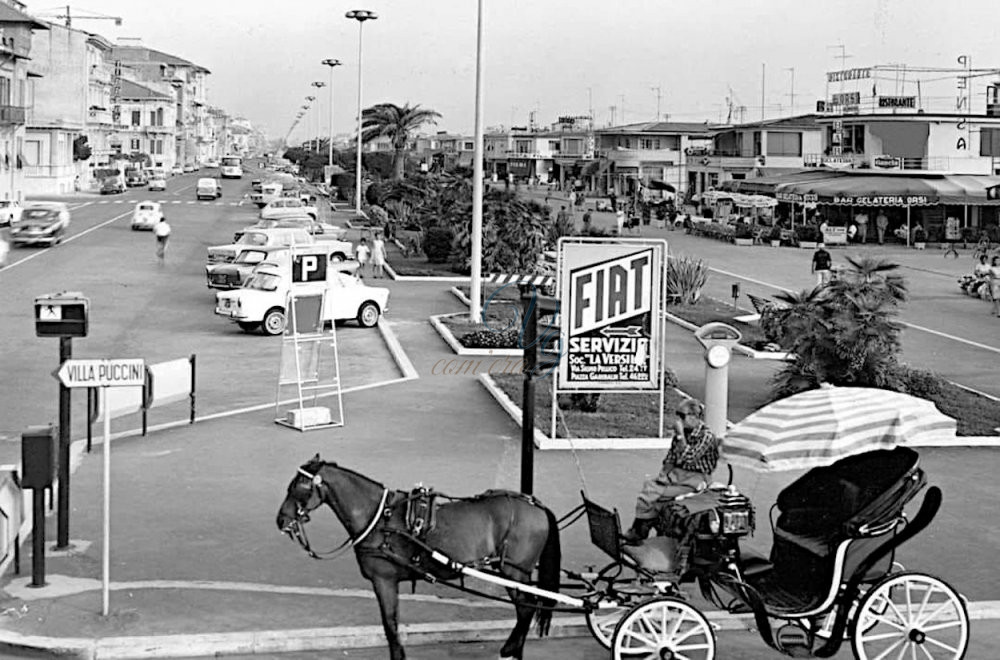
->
[624,398,721,543]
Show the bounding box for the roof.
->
[773,171,1000,206]
[118,79,171,101]
[112,45,210,74]
[0,3,48,29]
[598,121,716,135]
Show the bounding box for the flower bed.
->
[489,373,685,439]
[385,229,466,277]
[666,297,772,349]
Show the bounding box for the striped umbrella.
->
[722,385,957,472]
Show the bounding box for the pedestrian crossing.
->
[92,199,244,206]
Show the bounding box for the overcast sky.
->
[31,0,1000,142]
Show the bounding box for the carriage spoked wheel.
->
[584,563,660,648]
[851,572,969,660]
[611,596,716,660]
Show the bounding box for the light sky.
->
[31,0,1000,142]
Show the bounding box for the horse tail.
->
[534,506,561,637]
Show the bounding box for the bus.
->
[220,155,243,179]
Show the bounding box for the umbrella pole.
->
[906,204,911,247]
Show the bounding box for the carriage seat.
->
[622,537,680,574]
[773,477,863,559]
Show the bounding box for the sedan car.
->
[148,176,167,191]
[125,171,147,187]
[100,177,125,195]
[171,166,184,176]
[182,164,196,173]
[259,198,318,221]
[10,202,70,247]
[0,200,21,227]
[131,201,163,231]
[196,178,222,200]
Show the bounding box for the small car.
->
[196,178,222,200]
[125,171,147,187]
[148,176,167,191]
[100,177,125,195]
[183,164,196,173]
[10,202,70,246]
[171,166,184,176]
[131,201,163,231]
[0,200,21,227]
[206,227,314,264]
[260,198,318,221]
[251,179,263,193]
[205,159,219,168]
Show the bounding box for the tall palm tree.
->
[361,103,442,180]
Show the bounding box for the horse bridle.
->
[282,466,389,561]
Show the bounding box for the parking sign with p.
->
[292,254,327,283]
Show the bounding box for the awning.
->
[728,169,838,195]
[648,179,676,192]
[774,172,1000,206]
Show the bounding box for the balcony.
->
[0,106,26,126]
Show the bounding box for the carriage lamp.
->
[722,509,752,535]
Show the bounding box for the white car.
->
[206,227,314,264]
[131,201,163,231]
[0,200,21,227]
[10,202,71,246]
[259,198,318,221]
[205,159,219,168]
[148,176,167,192]
[215,262,389,335]
[171,166,184,176]
[196,178,222,200]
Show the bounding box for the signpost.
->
[55,357,145,617]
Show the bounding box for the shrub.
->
[459,329,520,349]
[734,223,754,239]
[892,364,944,399]
[368,205,390,227]
[768,225,784,241]
[667,256,709,304]
[423,226,454,263]
[794,225,822,243]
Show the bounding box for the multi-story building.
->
[0,1,44,202]
[111,42,210,168]
[84,32,115,176]
[116,79,176,170]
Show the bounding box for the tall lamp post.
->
[345,9,377,214]
[300,104,310,147]
[305,96,317,151]
[322,59,342,169]
[469,0,485,322]
[311,83,326,152]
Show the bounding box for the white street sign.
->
[55,359,146,388]
[39,305,62,321]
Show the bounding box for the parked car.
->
[260,198,318,221]
[171,165,184,176]
[0,200,21,227]
[125,171,148,187]
[206,244,354,290]
[215,261,388,335]
[148,176,167,191]
[235,217,349,243]
[250,182,282,207]
[100,177,125,194]
[10,202,70,247]
[204,159,219,168]
[196,178,223,200]
[251,179,263,193]
[182,164,196,173]
[206,227,314,264]
[131,201,163,231]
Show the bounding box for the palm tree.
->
[361,103,442,180]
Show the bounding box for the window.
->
[980,128,1000,156]
[0,77,10,106]
[130,139,141,151]
[827,125,865,154]
[753,131,762,157]
[515,140,532,154]
[131,110,141,126]
[767,132,803,157]
[23,140,40,165]
[157,108,164,126]
[150,111,156,126]
[463,141,473,150]
[548,140,560,152]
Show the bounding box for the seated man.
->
[624,399,720,542]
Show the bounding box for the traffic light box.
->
[34,292,89,338]
[987,184,1000,201]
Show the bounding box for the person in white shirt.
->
[153,218,171,262]
[356,237,371,277]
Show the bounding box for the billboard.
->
[557,240,665,391]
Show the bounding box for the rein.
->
[288,467,389,561]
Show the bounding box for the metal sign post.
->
[693,323,742,437]
[54,357,145,616]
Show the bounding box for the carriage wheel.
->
[851,572,969,660]
[611,596,715,660]
[586,600,631,649]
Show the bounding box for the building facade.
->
[0,1,43,202]
[116,78,176,170]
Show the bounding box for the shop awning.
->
[648,179,676,192]
[726,169,838,195]
[774,172,1000,206]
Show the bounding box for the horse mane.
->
[302,459,388,491]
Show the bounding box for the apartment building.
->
[0,2,45,201]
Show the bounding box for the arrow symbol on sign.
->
[600,325,642,338]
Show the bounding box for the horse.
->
[276,455,561,660]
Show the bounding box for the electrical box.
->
[34,292,89,338]
[21,425,57,489]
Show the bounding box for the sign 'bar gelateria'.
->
[55,358,146,388]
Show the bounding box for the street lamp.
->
[311,81,326,152]
[321,59,342,169]
[469,0,485,321]
[305,96,316,151]
[346,9,377,214]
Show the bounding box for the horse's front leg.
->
[371,573,405,660]
[499,588,535,659]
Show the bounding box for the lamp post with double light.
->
[311,82,326,152]
[305,95,317,151]
[345,9,377,214]
[321,59,342,169]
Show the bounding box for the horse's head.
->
[276,454,328,541]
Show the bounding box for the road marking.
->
[709,265,1000,357]
[186,201,195,204]
[170,200,181,204]
[67,202,93,211]
[173,183,195,195]
[0,209,132,272]
[113,200,124,204]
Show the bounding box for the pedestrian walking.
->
[356,237,371,277]
[568,189,577,208]
[609,191,618,213]
[581,210,592,235]
[615,208,626,236]
[989,256,1000,318]
[876,210,889,245]
[153,217,171,262]
[854,211,868,244]
[812,245,832,287]
[371,233,387,278]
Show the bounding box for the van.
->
[196,178,222,200]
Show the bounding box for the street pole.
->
[519,288,537,495]
[347,10,377,215]
[470,0,485,322]
[322,59,342,169]
[101,387,111,616]
[56,336,71,549]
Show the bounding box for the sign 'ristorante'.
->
[55,358,146,388]
[558,241,665,390]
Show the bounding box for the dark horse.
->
[276,455,561,660]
